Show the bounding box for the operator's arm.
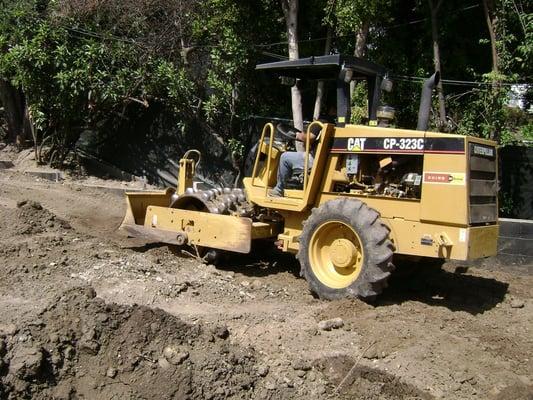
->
[295,131,317,143]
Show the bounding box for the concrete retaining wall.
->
[497,218,533,266]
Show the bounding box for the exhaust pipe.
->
[416,71,440,131]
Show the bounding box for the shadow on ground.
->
[126,242,509,313]
[377,262,509,315]
[215,240,301,278]
[317,353,434,400]
[125,240,302,278]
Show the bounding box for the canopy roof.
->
[255,54,387,80]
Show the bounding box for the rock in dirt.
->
[318,317,344,331]
[29,201,43,210]
[265,380,277,390]
[296,370,306,378]
[250,279,263,290]
[158,357,172,370]
[292,358,312,371]
[78,327,100,355]
[213,325,230,339]
[9,346,44,379]
[510,299,525,309]
[0,323,18,336]
[163,346,189,365]
[257,364,270,377]
[106,367,117,378]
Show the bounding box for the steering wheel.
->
[276,123,300,142]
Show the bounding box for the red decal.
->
[424,173,452,183]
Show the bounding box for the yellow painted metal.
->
[467,224,499,259]
[243,123,335,211]
[309,220,364,289]
[251,221,280,239]
[144,206,253,253]
[303,121,326,192]
[252,142,282,188]
[245,122,499,261]
[177,159,195,195]
[419,153,468,225]
[177,149,201,195]
[122,120,499,264]
[120,188,174,226]
[251,123,275,187]
[264,125,275,197]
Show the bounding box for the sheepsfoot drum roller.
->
[120,55,499,300]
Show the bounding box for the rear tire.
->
[298,198,395,300]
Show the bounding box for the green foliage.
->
[227,138,245,158]
[350,81,368,125]
[0,0,200,163]
[189,0,284,154]
[520,122,533,141]
[499,191,516,216]
[452,81,511,142]
[325,0,391,36]
[0,0,531,174]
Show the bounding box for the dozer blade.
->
[119,188,175,228]
[119,190,252,254]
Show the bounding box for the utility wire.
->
[393,75,532,87]
[55,2,482,51]
[62,26,532,86]
[255,3,481,49]
[50,5,532,87]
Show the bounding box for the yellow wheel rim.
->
[309,220,364,289]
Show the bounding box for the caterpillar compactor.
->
[120,55,499,300]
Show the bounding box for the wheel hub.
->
[329,238,358,269]
[308,220,365,289]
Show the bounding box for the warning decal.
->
[423,172,466,185]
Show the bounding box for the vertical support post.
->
[251,123,274,186]
[303,125,311,192]
[177,159,195,195]
[303,121,324,194]
[264,124,275,197]
[368,76,382,126]
[336,78,351,128]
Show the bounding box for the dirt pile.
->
[1,168,533,400]
[13,200,71,235]
[0,199,71,238]
[0,287,261,400]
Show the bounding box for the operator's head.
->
[377,105,395,128]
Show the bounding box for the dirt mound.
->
[1,168,532,400]
[0,287,261,399]
[6,200,71,236]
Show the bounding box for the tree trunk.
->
[281,0,304,150]
[428,0,447,130]
[354,21,369,58]
[0,79,26,144]
[481,0,501,142]
[313,26,333,120]
[350,22,369,99]
[482,0,499,75]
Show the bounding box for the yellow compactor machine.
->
[120,55,499,300]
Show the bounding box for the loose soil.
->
[0,160,532,399]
